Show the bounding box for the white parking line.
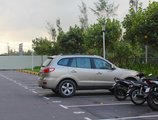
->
[84,117,92,120]
[0,73,23,87]
[32,91,38,94]
[43,97,50,100]
[59,105,69,109]
[62,102,132,109]
[98,114,158,120]
[0,74,14,82]
[73,111,85,114]
[52,101,62,103]
[23,86,28,90]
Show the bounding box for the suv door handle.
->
[96,72,102,75]
[71,70,77,73]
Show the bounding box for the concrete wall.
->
[0,55,47,69]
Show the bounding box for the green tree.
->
[123,2,158,49]
[56,25,85,54]
[142,2,158,48]
[23,50,32,55]
[129,0,140,12]
[122,7,145,44]
[90,0,118,19]
[46,22,57,41]
[32,37,53,55]
[79,2,88,29]
[84,19,122,56]
[56,18,63,33]
[113,41,143,65]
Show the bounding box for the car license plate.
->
[145,88,150,92]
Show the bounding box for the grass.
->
[119,63,158,77]
[25,66,41,73]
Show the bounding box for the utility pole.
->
[102,19,106,59]
[144,35,148,63]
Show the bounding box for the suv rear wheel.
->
[58,80,76,97]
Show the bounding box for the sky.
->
[0,0,156,54]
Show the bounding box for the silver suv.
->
[38,55,140,97]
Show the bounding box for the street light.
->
[144,35,148,63]
[102,19,106,58]
[100,9,106,59]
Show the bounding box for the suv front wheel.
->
[58,80,76,97]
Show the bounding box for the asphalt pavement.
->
[0,71,158,120]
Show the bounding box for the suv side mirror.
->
[111,65,116,70]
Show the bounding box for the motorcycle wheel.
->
[130,88,146,105]
[113,84,127,101]
[147,92,158,111]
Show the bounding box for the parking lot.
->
[0,71,158,120]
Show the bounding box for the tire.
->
[147,92,158,111]
[130,88,146,105]
[109,88,114,94]
[58,80,76,97]
[113,84,127,101]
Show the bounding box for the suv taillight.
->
[43,67,55,73]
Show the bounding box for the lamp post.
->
[144,35,148,63]
[102,19,106,58]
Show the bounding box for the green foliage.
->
[84,22,102,55]
[122,7,145,44]
[79,2,88,29]
[123,2,158,51]
[111,41,143,65]
[84,19,122,56]
[90,0,118,19]
[142,2,158,48]
[120,63,158,77]
[46,22,57,41]
[56,25,85,54]
[32,37,53,55]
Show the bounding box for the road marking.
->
[59,105,68,109]
[98,114,158,120]
[17,83,22,86]
[84,117,92,120]
[0,74,14,82]
[13,81,17,84]
[63,102,132,108]
[0,73,40,95]
[52,101,62,103]
[29,89,35,91]
[73,111,85,114]
[32,91,38,94]
[43,97,50,100]
[0,74,23,86]
[23,86,28,90]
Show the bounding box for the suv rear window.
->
[42,58,53,67]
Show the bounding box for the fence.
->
[0,55,47,70]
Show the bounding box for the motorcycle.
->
[130,79,149,105]
[147,80,158,110]
[130,77,158,105]
[113,73,145,101]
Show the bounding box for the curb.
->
[17,69,38,75]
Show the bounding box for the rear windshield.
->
[42,58,53,67]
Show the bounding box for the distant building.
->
[19,43,23,56]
